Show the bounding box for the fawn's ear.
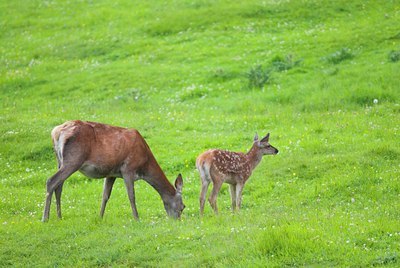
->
[254,133,259,142]
[254,133,261,147]
[261,133,270,142]
[175,174,183,194]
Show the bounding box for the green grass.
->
[1,0,400,266]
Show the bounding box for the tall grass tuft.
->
[324,48,354,64]
[388,50,400,62]
[246,65,271,89]
[271,54,302,72]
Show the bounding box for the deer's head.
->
[163,174,185,219]
[254,133,279,155]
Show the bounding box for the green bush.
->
[271,54,302,72]
[324,48,354,64]
[388,50,400,62]
[246,65,271,89]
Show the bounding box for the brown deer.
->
[42,120,185,221]
[196,133,278,215]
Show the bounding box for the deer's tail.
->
[51,121,78,169]
[196,155,212,183]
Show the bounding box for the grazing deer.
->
[196,133,278,215]
[42,120,185,221]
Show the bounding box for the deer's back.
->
[52,120,150,177]
[198,149,251,177]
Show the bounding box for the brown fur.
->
[196,133,278,215]
[42,120,185,221]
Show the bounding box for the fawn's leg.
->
[208,180,223,214]
[199,180,210,215]
[229,184,237,212]
[100,177,117,218]
[235,183,245,210]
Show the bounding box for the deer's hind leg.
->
[208,180,223,215]
[54,151,64,219]
[43,139,86,222]
[197,160,212,215]
[55,182,64,219]
[42,164,79,222]
[199,179,210,216]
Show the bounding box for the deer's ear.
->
[254,133,259,142]
[261,133,270,142]
[175,174,183,194]
[254,133,262,147]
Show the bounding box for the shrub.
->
[246,65,271,89]
[388,50,400,62]
[271,54,302,71]
[324,48,354,64]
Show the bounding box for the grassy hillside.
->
[1,0,399,266]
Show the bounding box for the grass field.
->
[1,0,399,266]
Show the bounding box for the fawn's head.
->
[164,174,185,219]
[254,133,279,155]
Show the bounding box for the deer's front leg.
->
[235,182,245,210]
[123,176,139,220]
[229,184,237,212]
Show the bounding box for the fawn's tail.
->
[196,155,212,183]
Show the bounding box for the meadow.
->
[1,0,399,266]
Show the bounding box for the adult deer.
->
[42,120,185,221]
[196,133,278,215]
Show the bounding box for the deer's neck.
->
[142,155,176,200]
[246,144,263,170]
